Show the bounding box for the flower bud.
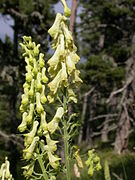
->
[24,121,39,147]
[38,53,45,68]
[23,82,29,89]
[18,112,28,132]
[24,86,29,95]
[32,58,38,76]
[20,43,30,55]
[41,67,48,84]
[36,73,42,92]
[28,41,34,49]
[20,104,26,113]
[60,0,71,17]
[21,94,29,107]
[28,79,34,97]
[34,44,40,56]
[29,54,34,64]
[26,72,32,83]
[26,103,34,124]
[36,92,44,114]
[50,176,56,180]
[41,111,47,132]
[23,36,31,42]
[41,85,47,104]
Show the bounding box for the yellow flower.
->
[48,152,60,169]
[40,85,47,104]
[38,53,45,68]
[5,158,10,178]
[47,92,56,104]
[62,22,73,45]
[41,67,48,84]
[48,62,68,94]
[34,44,40,56]
[60,33,65,55]
[48,107,64,134]
[36,72,42,92]
[28,79,34,97]
[26,103,34,124]
[24,121,39,147]
[18,112,28,132]
[48,13,63,39]
[67,88,77,103]
[46,133,58,152]
[71,70,83,86]
[32,58,38,76]
[74,150,83,168]
[48,44,61,73]
[36,92,44,114]
[23,163,34,178]
[66,53,76,75]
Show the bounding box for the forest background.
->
[0,0,135,179]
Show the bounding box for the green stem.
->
[63,95,71,180]
[37,152,48,180]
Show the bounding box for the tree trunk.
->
[101,119,109,142]
[114,34,135,153]
[86,92,97,147]
[78,88,95,145]
[70,0,77,39]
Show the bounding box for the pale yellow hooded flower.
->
[47,107,64,134]
[48,62,68,95]
[48,13,63,39]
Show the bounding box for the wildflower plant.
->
[85,149,102,177]
[0,157,13,180]
[18,36,60,180]
[47,0,82,179]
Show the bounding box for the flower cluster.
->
[47,0,82,103]
[85,149,102,176]
[0,157,13,180]
[18,36,63,179]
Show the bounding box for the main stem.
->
[37,150,48,180]
[63,95,71,180]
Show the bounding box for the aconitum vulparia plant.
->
[0,0,102,180]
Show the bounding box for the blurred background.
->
[0,0,135,179]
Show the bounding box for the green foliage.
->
[85,149,102,177]
[77,0,135,146]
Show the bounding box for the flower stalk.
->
[47,0,82,179]
[63,95,71,180]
